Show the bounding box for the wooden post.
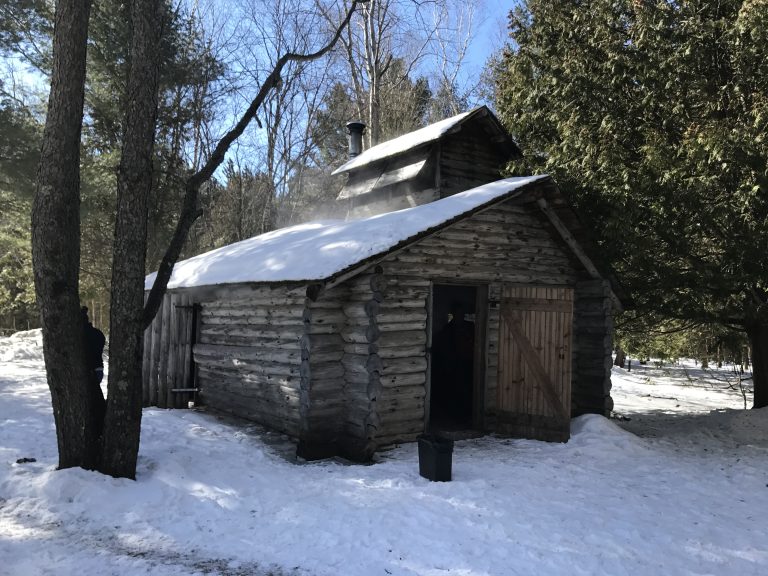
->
[142,292,151,406]
[166,293,179,408]
[148,295,163,406]
[157,294,172,408]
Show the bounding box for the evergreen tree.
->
[495,0,768,407]
[0,91,39,330]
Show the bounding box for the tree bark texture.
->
[100,0,164,479]
[31,0,95,470]
[746,313,768,409]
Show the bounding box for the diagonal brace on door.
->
[501,308,569,423]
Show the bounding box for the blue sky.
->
[466,0,513,70]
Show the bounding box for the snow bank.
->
[2,351,767,575]
[0,329,44,363]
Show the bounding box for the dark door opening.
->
[429,284,480,431]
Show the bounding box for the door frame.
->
[425,281,489,431]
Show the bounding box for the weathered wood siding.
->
[192,285,308,437]
[572,279,614,416]
[361,199,581,444]
[372,274,430,448]
[496,286,573,442]
[338,271,388,459]
[298,285,348,458]
[438,123,508,197]
[142,291,195,409]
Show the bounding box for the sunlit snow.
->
[144,176,546,291]
[1,331,766,575]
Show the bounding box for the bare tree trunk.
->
[746,314,768,409]
[31,0,96,470]
[99,0,164,479]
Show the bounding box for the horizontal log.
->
[385,265,576,285]
[308,310,348,325]
[198,333,302,348]
[200,325,303,343]
[378,321,427,332]
[307,333,344,349]
[308,362,345,380]
[378,406,424,425]
[308,349,345,363]
[408,242,568,260]
[373,274,430,289]
[378,345,426,359]
[376,310,427,324]
[392,253,575,275]
[188,283,308,304]
[432,228,558,245]
[381,372,426,386]
[195,356,301,377]
[201,393,300,437]
[307,322,345,335]
[201,315,305,327]
[198,370,300,403]
[378,330,427,347]
[201,304,305,317]
[382,356,427,374]
[200,321,304,335]
[469,207,535,222]
[194,343,301,365]
[301,371,340,387]
[308,297,348,310]
[196,364,299,389]
[377,290,428,306]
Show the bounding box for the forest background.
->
[1,0,764,394]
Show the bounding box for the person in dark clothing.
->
[432,302,475,426]
[82,307,106,435]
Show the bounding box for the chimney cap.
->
[346,121,366,159]
[346,121,366,134]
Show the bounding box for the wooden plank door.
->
[497,285,573,442]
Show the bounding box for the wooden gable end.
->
[437,121,512,198]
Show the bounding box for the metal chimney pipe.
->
[346,121,366,159]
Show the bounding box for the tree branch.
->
[143,1,364,327]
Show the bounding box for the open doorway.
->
[429,284,484,432]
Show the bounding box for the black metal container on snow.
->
[417,435,454,481]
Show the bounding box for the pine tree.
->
[495,0,768,407]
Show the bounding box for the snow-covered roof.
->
[331,109,476,175]
[145,175,548,291]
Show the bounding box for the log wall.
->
[336,271,387,459]
[364,199,580,443]
[297,284,349,459]
[438,123,508,197]
[572,279,615,416]
[192,285,309,437]
[141,195,614,457]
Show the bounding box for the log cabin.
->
[143,106,622,461]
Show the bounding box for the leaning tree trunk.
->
[746,314,768,409]
[31,0,96,470]
[99,0,163,479]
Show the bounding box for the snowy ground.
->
[1,331,767,576]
